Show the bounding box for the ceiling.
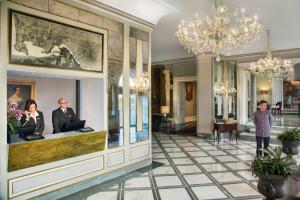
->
[96,0,300,62]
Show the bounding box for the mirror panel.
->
[213,61,224,120]
[107,26,124,148]
[227,61,237,119]
[129,28,150,143]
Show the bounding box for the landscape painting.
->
[10,11,103,72]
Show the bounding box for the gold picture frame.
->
[7,80,36,110]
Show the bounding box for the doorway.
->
[173,77,197,125]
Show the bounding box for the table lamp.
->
[160,106,170,118]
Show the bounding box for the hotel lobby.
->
[0,0,300,200]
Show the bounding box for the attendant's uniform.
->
[253,110,272,156]
[20,111,45,134]
[52,107,77,133]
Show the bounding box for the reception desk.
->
[8,131,106,172]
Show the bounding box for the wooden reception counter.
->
[8,131,106,172]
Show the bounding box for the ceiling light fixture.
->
[175,0,263,61]
[250,29,294,80]
[214,84,237,96]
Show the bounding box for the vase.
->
[7,131,11,144]
[257,175,286,200]
[282,141,300,155]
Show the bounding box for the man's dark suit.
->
[52,107,78,133]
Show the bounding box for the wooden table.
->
[161,118,174,133]
[213,123,239,144]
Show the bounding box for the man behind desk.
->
[52,98,77,133]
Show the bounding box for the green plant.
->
[7,102,23,134]
[277,128,300,143]
[251,147,293,179]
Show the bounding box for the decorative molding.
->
[152,56,196,66]
[129,144,149,160]
[9,156,104,198]
[80,0,155,29]
[107,151,124,167]
[25,158,152,200]
[223,48,300,62]
[153,48,300,66]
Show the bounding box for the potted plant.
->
[251,147,293,199]
[277,128,300,155]
[7,102,23,143]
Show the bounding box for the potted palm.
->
[277,128,300,155]
[251,147,293,199]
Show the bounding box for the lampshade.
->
[260,90,268,95]
[160,106,170,114]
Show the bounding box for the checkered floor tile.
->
[62,132,271,200]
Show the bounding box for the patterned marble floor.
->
[62,133,282,200]
[271,114,300,127]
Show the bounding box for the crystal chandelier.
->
[214,85,237,96]
[130,72,150,95]
[175,0,263,62]
[250,30,294,80]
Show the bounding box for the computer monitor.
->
[18,126,36,136]
[63,120,86,132]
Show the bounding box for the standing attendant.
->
[253,100,272,156]
[20,99,45,134]
[52,98,77,133]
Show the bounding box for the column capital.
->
[196,54,214,62]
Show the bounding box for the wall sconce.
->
[130,72,150,95]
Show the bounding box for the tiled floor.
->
[72,133,300,200]
[62,132,269,200]
[271,114,300,127]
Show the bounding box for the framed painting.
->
[9,10,104,72]
[7,80,35,111]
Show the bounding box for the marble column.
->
[196,55,214,136]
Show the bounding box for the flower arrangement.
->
[7,102,23,134]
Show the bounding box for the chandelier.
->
[250,30,294,80]
[214,85,237,96]
[175,0,263,62]
[130,72,150,95]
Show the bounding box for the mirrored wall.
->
[108,26,124,148]
[213,60,237,120]
[227,61,237,119]
[213,61,224,120]
[129,27,150,143]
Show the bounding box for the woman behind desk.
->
[20,99,45,135]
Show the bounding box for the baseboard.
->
[32,158,152,200]
[197,132,213,139]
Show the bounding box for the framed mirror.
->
[129,28,150,143]
[107,26,124,148]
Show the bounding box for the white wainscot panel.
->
[130,144,149,160]
[107,151,124,167]
[9,156,104,198]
